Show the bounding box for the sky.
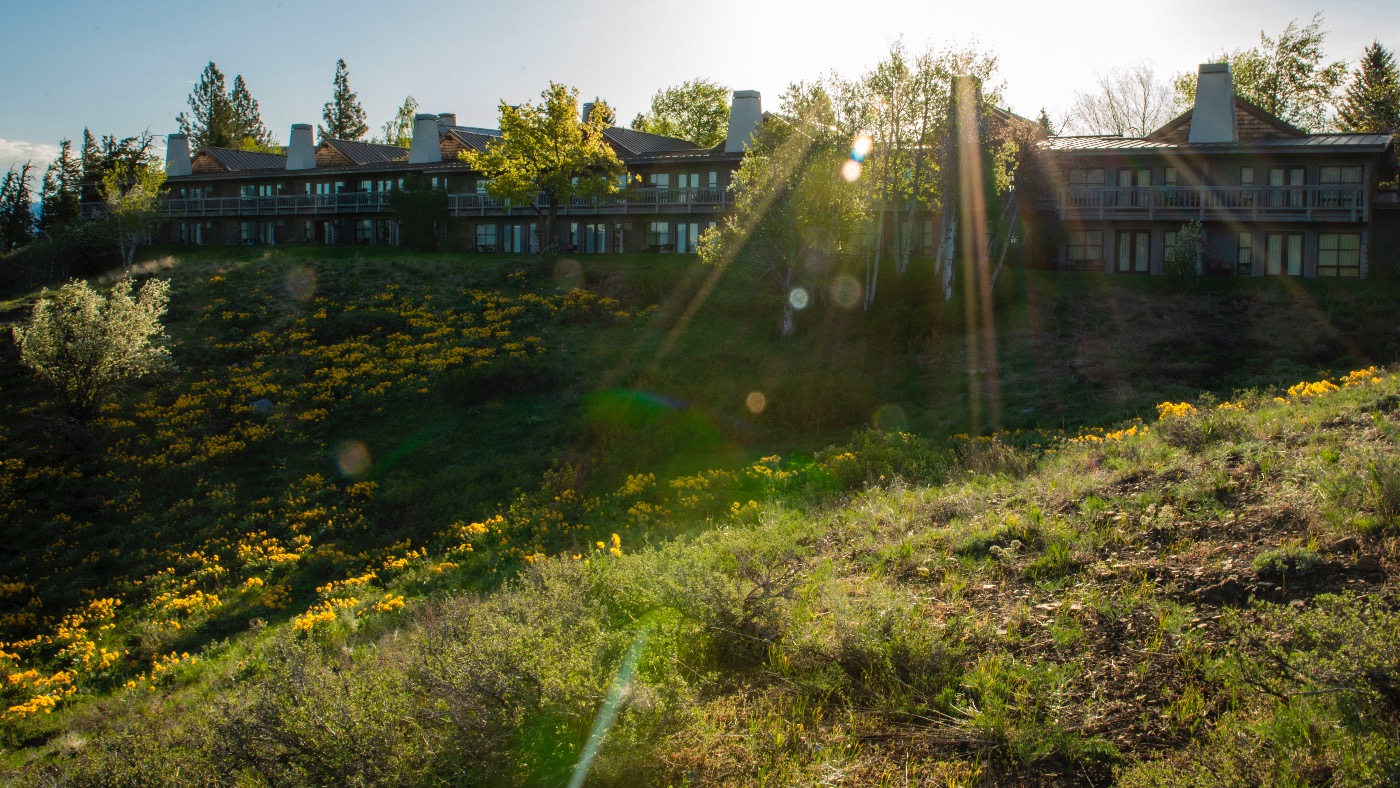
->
[2,0,1398,177]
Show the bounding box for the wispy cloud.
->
[0,138,61,178]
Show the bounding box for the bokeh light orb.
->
[872,404,907,432]
[335,440,371,478]
[841,159,862,182]
[788,287,809,310]
[829,275,862,309]
[287,266,318,301]
[851,134,873,160]
[745,391,767,414]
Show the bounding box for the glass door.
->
[1116,231,1149,272]
[1266,232,1303,275]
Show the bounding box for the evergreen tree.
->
[39,138,83,233]
[79,128,102,201]
[319,59,369,142]
[379,95,418,147]
[1337,41,1400,133]
[177,63,274,150]
[1037,108,1055,136]
[229,75,275,150]
[177,62,236,149]
[1,162,37,253]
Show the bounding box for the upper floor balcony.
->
[1044,185,1369,223]
[83,186,731,221]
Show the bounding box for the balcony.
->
[1046,185,1368,223]
[83,187,731,221]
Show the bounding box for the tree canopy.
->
[0,163,36,253]
[1337,41,1400,133]
[631,78,730,148]
[1173,14,1348,132]
[12,277,172,422]
[319,58,369,142]
[462,83,624,253]
[100,160,167,269]
[177,62,275,151]
[378,95,419,147]
[1065,62,1176,137]
[39,139,83,233]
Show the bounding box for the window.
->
[1269,167,1306,208]
[1067,230,1103,269]
[676,222,700,253]
[1236,232,1253,275]
[503,224,524,253]
[1266,232,1303,276]
[921,218,936,257]
[708,171,718,189]
[240,185,256,199]
[474,223,497,252]
[647,173,670,188]
[1116,231,1149,273]
[585,223,607,253]
[1164,230,1177,264]
[475,179,491,194]
[1319,166,1362,184]
[1163,167,1178,187]
[1317,233,1361,277]
[358,180,373,192]
[1240,166,1254,185]
[1068,168,1105,188]
[645,221,670,251]
[355,219,374,244]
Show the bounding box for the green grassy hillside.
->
[1,248,1398,784]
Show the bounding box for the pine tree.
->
[39,139,83,233]
[1037,108,1055,136]
[1337,41,1400,133]
[229,75,275,150]
[177,62,236,149]
[319,59,368,142]
[1,162,37,253]
[80,128,102,201]
[379,95,418,147]
[177,63,274,150]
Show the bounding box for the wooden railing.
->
[83,186,731,220]
[1050,185,1368,222]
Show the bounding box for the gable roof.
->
[193,147,287,173]
[1043,132,1392,153]
[1147,94,1306,143]
[321,138,408,166]
[602,127,703,156]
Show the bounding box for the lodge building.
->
[1038,64,1399,278]
[129,68,1399,278]
[147,91,765,254]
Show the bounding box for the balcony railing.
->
[1047,185,1368,222]
[83,186,731,221]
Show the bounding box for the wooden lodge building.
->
[1037,64,1399,278]
[142,91,765,254]
[124,68,1398,277]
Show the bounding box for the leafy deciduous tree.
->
[12,277,172,422]
[378,95,419,147]
[319,58,369,142]
[1337,41,1400,133]
[1173,14,1348,132]
[100,160,167,269]
[462,83,624,253]
[631,78,730,148]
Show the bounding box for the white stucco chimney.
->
[725,90,761,153]
[410,113,441,164]
[1189,63,1238,144]
[436,113,457,129]
[286,123,316,170]
[165,133,191,177]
